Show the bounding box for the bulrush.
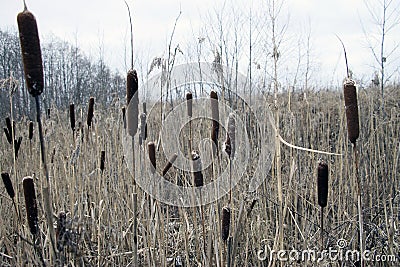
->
[317,160,329,208]
[4,117,12,144]
[148,142,156,174]
[56,211,67,251]
[69,104,75,132]
[126,69,139,137]
[191,151,204,187]
[139,112,147,145]
[225,113,236,159]
[23,176,38,236]
[1,172,15,199]
[162,153,178,176]
[28,121,33,140]
[186,92,193,117]
[17,6,44,97]
[210,91,219,154]
[221,206,231,241]
[343,79,359,144]
[100,150,106,173]
[87,97,95,128]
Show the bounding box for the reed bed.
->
[0,85,399,266]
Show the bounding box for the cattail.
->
[100,150,105,173]
[47,108,50,119]
[69,104,75,132]
[1,172,15,199]
[56,211,67,251]
[210,91,219,153]
[28,121,33,140]
[122,107,126,129]
[162,153,178,176]
[139,112,147,145]
[4,117,12,144]
[343,79,359,144]
[317,160,329,208]
[87,97,95,128]
[221,206,231,241]
[23,176,38,236]
[127,69,139,137]
[191,151,204,187]
[186,92,193,117]
[143,102,147,114]
[14,136,22,159]
[17,7,44,97]
[225,113,236,159]
[148,142,156,174]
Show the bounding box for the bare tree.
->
[362,0,400,113]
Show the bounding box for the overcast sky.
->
[1,0,399,87]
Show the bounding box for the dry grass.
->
[0,86,399,266]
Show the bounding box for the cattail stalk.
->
[317,160,328,246]
[18,5,57,260]
[343,78,363,265]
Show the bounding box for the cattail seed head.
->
[87,97,95,128]
[317,160,329,208]
[162,153,178,176]
[122,107,126,129]
[69,104,75,132]
[23,176,38,235]
[28,121,33,140]
[191,151,204,187]
[3,128,12,144]
[127,69,139,137]
[140,112,147,144]
[148,142,156,174]
[17,9,44,97]
[225,113,236,159]
[14,136,22,159]
[343,79,359,144]
[210,91,219,154]
[186,92,193,117]
[1,172,15,199]
[100,150,105,172]
[56,211,67,251]
[221,206,231,241]
[4,117,12,144]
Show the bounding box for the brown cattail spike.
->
[210,91,219,154]
[191,151,204,187]
[23,176,38,235]
[122,107,126,129]
[317,160,329,208]
[4,117,12,144]
[139,112,147,145]
[127,69,139,137]
[56,211,67,251]
[162,153,178,176]
[17,9,44,97]
[1,172,15,199]
[28,121,33,140]
[225,113,236,159]
[100,150,105,172]
[221,206,231,241]
[69,104,75,132]
[343,79,359,144]
[186,92,193,117]
[87,97,95,128]
[148,142,156,174]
